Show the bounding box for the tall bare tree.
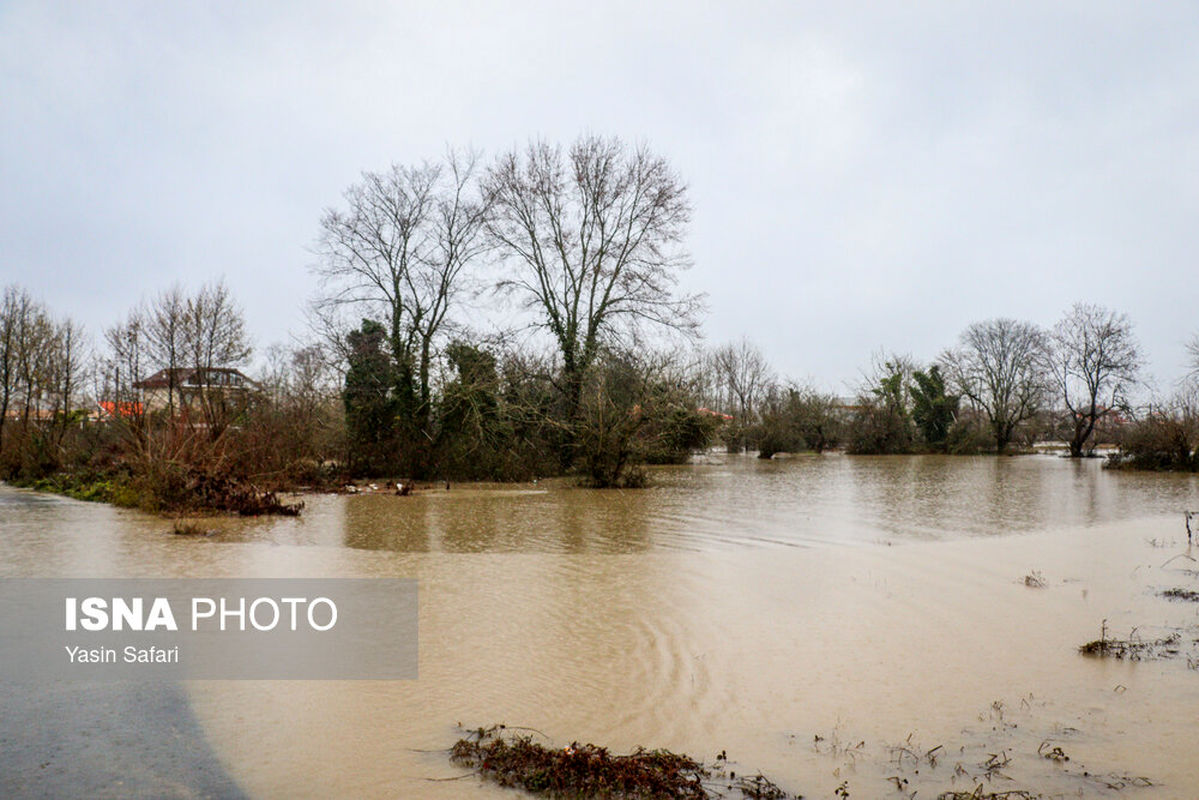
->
[0,287,88,466]
[0,286,28,454]
[485,135,702,423]
[708,339,773,452]
[101,306,148,427]
[45,317,88,447]
[942,318,1048,454]
[145,285,187,415]
[0,287,51,457]
[710,339,773,422]
[1046,303,1141,457]
[181,280,251,373]
[313,149,489,432]
[181,279,252,438]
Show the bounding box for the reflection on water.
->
[163,454,1199,554]
[3,455,1199,799]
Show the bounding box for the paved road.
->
[0,680,247,799]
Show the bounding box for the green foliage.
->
[15,472,138,507]
[343,319,399,476]
[909,365,958,451]
[435,342,558,481]
[846,358,914,455]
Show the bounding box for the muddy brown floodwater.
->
[4,454,1199,798]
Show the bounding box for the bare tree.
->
[313,149,489,431]
[1046,303,1141,457]
[710,339,773,421]
[942,318,1048,454]
[45,317,88,447]
[100,306,150,442]
[0,287,89,466]
[485,135,702,423]
[1187,333,1199,384]
[0,286,28,453]
[0,287,52,457]
[708,339,773,452]
[253,341,341,469]
[145,285,187,415]
[180,280,252,438]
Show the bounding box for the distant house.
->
[132,367,257,416]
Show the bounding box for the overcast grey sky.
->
[2,1,1196,393]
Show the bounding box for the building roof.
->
[132,367,254,390]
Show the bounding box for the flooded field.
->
[4,454,1199,798]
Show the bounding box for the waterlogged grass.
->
[12,470,301,517]
[21,474,140,507]
[448,725,795,799]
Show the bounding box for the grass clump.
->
[1078,620,1182,660]
[936,790,1038,799]
[1160,587,1199,602]
[448,725,796,799]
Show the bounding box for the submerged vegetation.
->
[448,725,795,800]
[1078,626,1183,660]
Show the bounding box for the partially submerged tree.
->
[314,151,489,441]
[942,318,1048,454]
[909,364,958,452]
[845,353,916,455]
[709,339,773,452]
[1111,388,1199,472]
[486,135,702,439]
[251,342,342,479]
[1045,303,1140,457]
[572,347,712,486]
[342,319,397,476]
[754,383,843,458]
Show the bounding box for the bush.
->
[845,403,913,455]
[1109,411,1197,471]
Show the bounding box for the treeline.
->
[3,135,1199,514]
[706,307,1199,471]
[0,281,340,511]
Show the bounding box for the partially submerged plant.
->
[1079,620,1182,660]
[936,790,1037,800]
[1159,587,1199,602]
[171,519,209,536]
[448,725,796,799]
